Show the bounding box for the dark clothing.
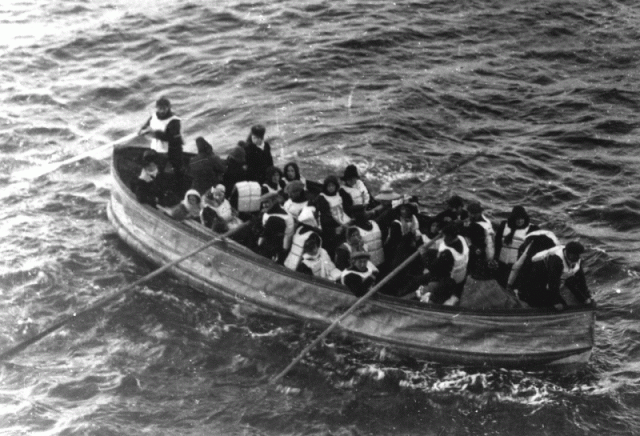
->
[257,204,288,263]
[463,219,494,280]
[223,157,247,196]
[342,269,376,297]
[189,152,226,195]
[244,140,273,184]
[141,112,185,188]
[134,174,162,208]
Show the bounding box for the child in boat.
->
[494,205,539,288]
[296,233,342,281]
[159,189,202,221]
[201,184,242,232]
[340,251,379,297]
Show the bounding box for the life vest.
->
[284,228,316,270]
[357,221,384,266]
[319,192,351,226]
[438,236,469,284]
[524,229,559,246]
[391,215,421,240]
[262,210,295,250]
[234,181,262,212]
[283,199,308,221]
[498,224,531,264]
[149,113,180,153]
[300,249,341,281]
[531,245,581,282]
[340,262,377,285]
[474,215,495,258]
[341,180,369,206]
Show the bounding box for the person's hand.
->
[553,303,565,311]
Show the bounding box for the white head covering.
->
[182,189,202,218]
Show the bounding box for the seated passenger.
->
[413,250,458,305]
[314,175,352,258]
[433,223,469,304]
[256,191,294,263]
[283,162,307,188]
[494,205,539,288]
[510,241,592,309]
[201,184,242,231]
[284,204,322,270]
[296,233,342,281]
[385,203,423,269]
[339,164,375,216]
[434,195,468,229]
[506,229,559,300]
[334,226,366,271]
[351,205,385,268]
[283,180,308,222]
[160,189,202,221]
[463,202,496,280]
[134,149,163,208]
[261,166,286,197]
[189,136,226,195]
[340,251,379,297]
[223,142,248,195]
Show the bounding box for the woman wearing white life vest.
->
[315,175,352,258]
[385,202,423,270]
[463,202,497,280]
[350,205,385,268]
[283,204,322,271]
[296,233,342,282]
[339,164,374,216]
[138,97,185,190]
[257,191,295,263]
[341,251,379,297]
[494,205,539,288]
[436,223,470,303]
[510,241,592,309]
[261,166,286,198]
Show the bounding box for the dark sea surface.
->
[1,0,640,434]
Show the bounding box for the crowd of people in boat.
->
[131,97,594,310]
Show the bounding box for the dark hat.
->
[228,145,246,164]
[447,195,464,209]
[565,241,585,256]
[510,205,528,219]
[250,124,266,139]
[341,164,360,181]
[467,202,483,214]
[142,149,158,165]
[155,96,171,107]
[351,251,370,261]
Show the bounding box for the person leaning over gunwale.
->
[138,97,185,191]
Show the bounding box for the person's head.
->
[351,251,370,271]
[303,233,321,255]
[346,226,362,245]
[341,164,360,187]
[398,203,416,220]
[467,202,483,221]
[187,193,200,206]
[284,162,300,181]
[441,223,459,243]
[229,143,246,165]
[266,166,282,185]
[508,205,529,229]
[260,191,279,211]
[323,175,340,195]
[285,180,305,201]
[211,184,225,203]
[155,97,171,116]
[447,195,464,213]
[250,124,266,146]
[565,241,585,265]
[142,150,158,173]
[195,137,213,155]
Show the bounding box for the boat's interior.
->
[112,147,592,315]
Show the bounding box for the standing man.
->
[139,97,185,191]
[244,124,274,184]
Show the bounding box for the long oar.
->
[11,132,139,181]
[0,221,250,362]
[270,235,441,385]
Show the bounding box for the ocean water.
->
[1,0,640,434]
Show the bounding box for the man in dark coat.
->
[244,124,274,184]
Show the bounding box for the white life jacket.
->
[300,249,341,281]
[357,221,384,266]
[262,210,295,250]
[320,192,351,226]
[284,228,316,270]
[498,224,531,264]
[341,180,369,206]
[283,199,308,221]
[531,245,581,282]
[340,262,378,285]
[149,113,180,153]
[234,181,262,212]
[475,215,495,259]
[524,229,559,246]
[438,236,469,284]
[391,215,421,239]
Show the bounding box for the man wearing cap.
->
[463,202,496,280]
[340,251,379,297]
[244,124,274,185]
[257,191,294,263]
[134,149,163,208]
[138,97,185,190]
[509,240,592,309]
